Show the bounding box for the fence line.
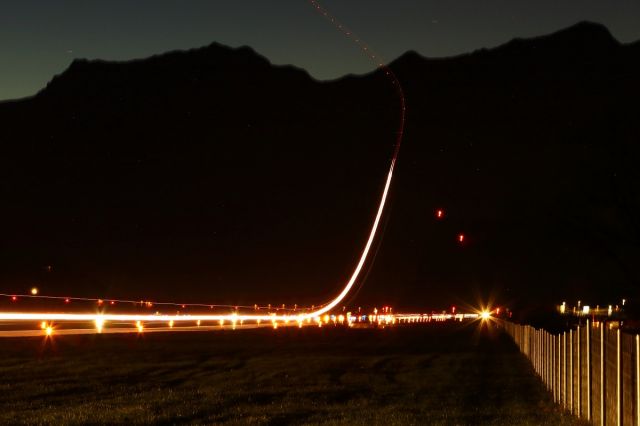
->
[504,321,640,425]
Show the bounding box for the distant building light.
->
[582,305,590,315]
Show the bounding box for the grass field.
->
[0,322,581,425]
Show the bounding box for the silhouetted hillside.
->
[1,21,638,312]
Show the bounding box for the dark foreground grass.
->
[0,322,580,425]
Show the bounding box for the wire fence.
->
[504,321,640,425]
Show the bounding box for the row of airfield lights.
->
[9,295,494,336]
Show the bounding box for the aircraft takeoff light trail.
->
[0,0,406,333]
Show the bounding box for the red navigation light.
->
[436,209,444,219]
[458,234,465,243]
[64,298,70,304]
[110,301,115,305]
[11,296,17,302]
[452,306,456,314]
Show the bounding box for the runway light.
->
[95,318,105,333]
[481,311,491,320]
[137,322,144,333]
[197,320,201,326]
[31,287,38,295]
[45,326,53,336]
[40,321,47,329]
[168,320,174,328]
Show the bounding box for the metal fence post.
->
[578,324,581,417]
[636,334,639,426]
[552,332,556,402]
[564,331,567,410]
[601,324,605,426]
[558,333,561,405]
[587,319,591,422]
[617,329,621,426]
[570,329,574,413]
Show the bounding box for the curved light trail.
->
[0,0,405,331]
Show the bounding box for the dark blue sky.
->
[2,0,639,100]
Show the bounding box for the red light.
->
[452,306,456,313]
[64,298,70,304]
[181,305,186,309]
[110,301,115,305]
[458,234,465,243]
[11,296,17,302]
[436,209,444,219]
[97,299,103,306]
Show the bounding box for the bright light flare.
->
[95,318,105,333]
[480,311,491,320]
[30,287,38,295]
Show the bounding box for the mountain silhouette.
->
[1,21,638,313]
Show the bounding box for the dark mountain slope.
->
[1,22,638,311]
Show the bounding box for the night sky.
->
[2,0,640,101]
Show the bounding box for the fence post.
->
[548,333,551,391]
[537,329,540,375]
[544,331,547,386]
[617,329,621,426]
[578,324,581,417]
[587,319,591,422]
[558,333,561,405]
[552,332,556,402]
[564,331,568,410]
[570,329,574,413]
[601,324,605,426]
[538,329,541,375]
[547,333,555,390]
[547,333,554,390]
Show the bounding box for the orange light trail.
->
[0,0,405,332]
